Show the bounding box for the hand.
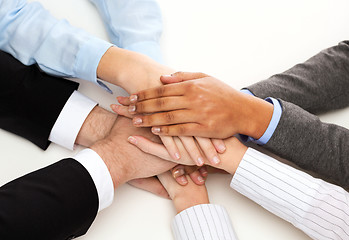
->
[112,99,226,166]
[158,171,209,214]
[90,116,176,188]
[127,133,247,176]
[127,72,274,139]
[97,47,174,94]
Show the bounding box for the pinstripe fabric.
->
[172,204,238,240]
[231,148,349,240]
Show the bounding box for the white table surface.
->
[2,0,349,239]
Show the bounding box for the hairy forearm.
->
[75,106,117,147]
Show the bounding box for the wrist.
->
[242,94,274,139]
[172,188,209,214]
[97,47,174,93]
[90,139,128,189]
[75,106,117,147]
[214,137,247,175]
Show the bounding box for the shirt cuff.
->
[48,91,97,150]
[172,204,238,240]
[239,89,282,145]
[73,148,114,211]
[74,37,114,93]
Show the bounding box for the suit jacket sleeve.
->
[0,159,99,240]
[244,41,349,187]
[0,51,79,150]
[246,41,349,114]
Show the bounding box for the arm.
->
[246,41,349,114]
[262,99,349,188]
[128,135,349,239]
[0,0,173,94]
[0,116,176,238]
[158,171,238,240]
[0,50,116,150]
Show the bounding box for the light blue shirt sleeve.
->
[0,0,113,92]
[89,0,163,63]
[240,89,282,145]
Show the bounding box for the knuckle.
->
[156,98,165,108]
[177,125,186,135]
[164,112,175,122]
[156,87,165,97]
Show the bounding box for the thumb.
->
[160,72,209,85]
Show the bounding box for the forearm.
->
[262,100,349,188]
[0,0,111,83]
[231,147,349,240]
[247,41,349,114]
[75,106,117,147]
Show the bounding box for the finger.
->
[212,139,226,153]
[198,166,208,178]
[128,96,186,114]
[206,166,229,174]
[128,177,170,199]
[188,170,206,185]
[196,137,221,165]
[127,135,172,161]
[152,123,203,137]
[172,165,198,178]
[117,96,131,106]
[179,136,204,166]
[136,84,184,102]
[133,110,197,127]
[110,104,134,119]
[160,72,209,84]
[160,136,181,161]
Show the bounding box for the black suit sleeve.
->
[0,159,99,240]
[0,51,79,150]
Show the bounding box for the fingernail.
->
[178,176,188,185]
[200,167,208,177]
[130,95,138,103]
[133,117,142,125]
[173,168,185,178]
[152,127,160,134]
[212,156,220,165]
[111,104,118,111]
[174,152,181,160]
[218,145,226,153]
[162,74,172,77]
[197,157,204,166]
[197,176,205,183]
[129,105,136,112]
[128,136,137,144]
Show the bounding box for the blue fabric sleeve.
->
[240,89,282,145]
[0,0,113,91]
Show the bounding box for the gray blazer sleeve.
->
[246,41,349,114]
[245,41,349,187]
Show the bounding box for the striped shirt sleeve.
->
[172,204,238,240]
[230,147,349,240]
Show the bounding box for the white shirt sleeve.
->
[230,147,349,240]
[48,91,97,150]
[73,148,114,211]
[172,204,238,240]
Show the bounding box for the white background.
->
[1,0,349,239]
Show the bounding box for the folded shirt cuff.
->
[49,91,97,150]
[172,204,238,240]
[73,148,114,211]
[239,89,282,145]
[74,37,114,93]
[124,41,164,64]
